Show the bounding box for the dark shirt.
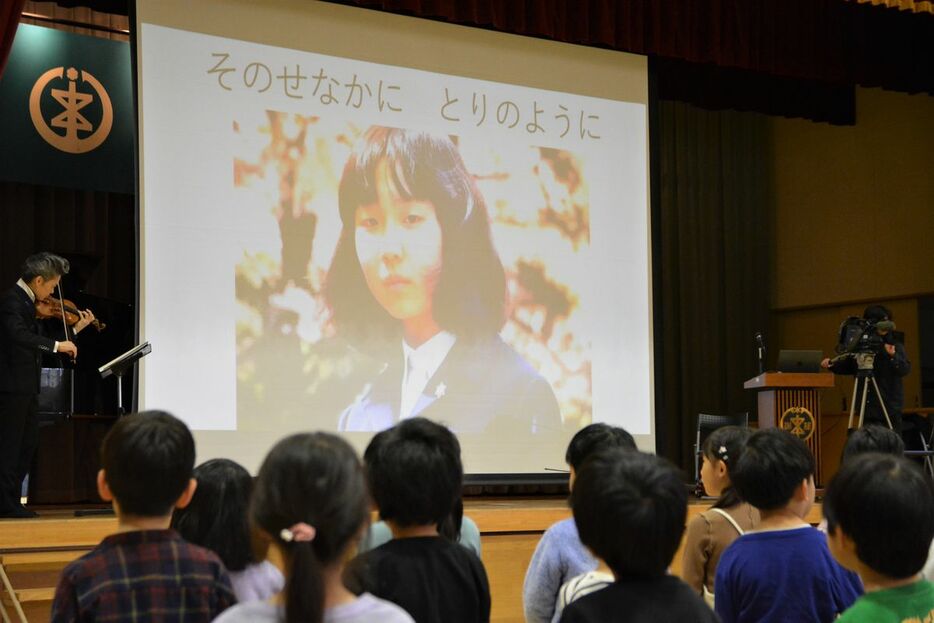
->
[345,536,491,623]
[558,575,720,623]
[51,529,236,623]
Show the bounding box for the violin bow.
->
[56,282,71,343]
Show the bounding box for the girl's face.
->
[700,454,730,497]
[354,160,443,324]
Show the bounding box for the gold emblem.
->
[780,407,815,441]
[29,66,113,154]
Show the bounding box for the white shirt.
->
[16,278,35,302]
[17,278,58,352]
[399,330,456,420]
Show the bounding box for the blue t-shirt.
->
[715,526,862,623]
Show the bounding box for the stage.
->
[0,497,825,623]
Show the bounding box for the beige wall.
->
[771,87,933,411]
[771,88,934,309]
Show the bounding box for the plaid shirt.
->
[51,529,237,623]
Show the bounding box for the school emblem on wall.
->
[29,66,113,154]
[780,406,815,441]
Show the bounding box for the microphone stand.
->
[756,332,766,375]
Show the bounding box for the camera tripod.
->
[846,352,894,430]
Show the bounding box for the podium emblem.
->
[29,66,113,154]
[780,406,815,441]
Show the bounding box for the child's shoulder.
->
[563,576,717,622]
[733,525,821,545]
[173,538,225,564]
[543,517,581,541]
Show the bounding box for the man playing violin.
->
[0,252,95,517]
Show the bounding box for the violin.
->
[35,296,106,332]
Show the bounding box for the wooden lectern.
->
[744,372,835,486]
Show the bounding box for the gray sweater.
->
[523,518,598,623]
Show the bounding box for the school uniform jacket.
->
[338,334,562,436]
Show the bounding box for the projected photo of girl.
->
[326,128,560,435]
[234,112,593,439]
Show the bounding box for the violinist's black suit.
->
[0,284,56,516]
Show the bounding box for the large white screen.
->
[137,1,652,474]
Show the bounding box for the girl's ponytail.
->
[251,434,370,623]
[284,540,324,623]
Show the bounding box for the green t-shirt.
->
[838,579,934,623]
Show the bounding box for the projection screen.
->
[136,0,652,475]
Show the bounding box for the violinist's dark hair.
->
[325,126,506,345]
[701,426,752,510]
[20,252,69,282]
[251,433,369,623]
[171,459,255,572]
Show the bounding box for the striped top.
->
[555,571,615,621]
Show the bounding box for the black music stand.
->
[99,341,151,415]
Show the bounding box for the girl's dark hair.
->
[439,498,464,543]
[702,426,752,510]
[251,433,369,623]
[325,126,506,346]
[171,459,255,571]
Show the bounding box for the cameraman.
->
[820,305,911,433]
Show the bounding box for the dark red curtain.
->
[0,0,26,80]
[332,0,933,107]
[50,0,934,96]
[338,0,848,82]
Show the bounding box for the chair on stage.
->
[693,412,749,496]
[903,409,934,479]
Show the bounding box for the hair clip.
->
[717,445,729,463]
[280,522,316,543]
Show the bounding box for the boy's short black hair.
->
[731,428,814,511]
[570,449,687,578]
[100,410,195,517]
[364,417,462,527]
[824,453,934,579]
[565,423,637,471]
[171,459,255,571]
[841,425,905,464]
